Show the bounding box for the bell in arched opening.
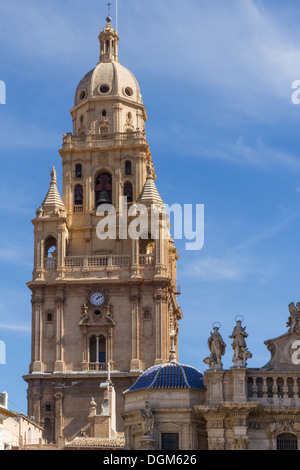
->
[97,190,111,206]
[95,173,112,207]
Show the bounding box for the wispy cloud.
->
[0,242,32,268]
[124,0,300,102]
[0,115,61,150]
[168,131,300,171]
[183,214,297,282]
[0,323,31,333]
[183,252,278,282]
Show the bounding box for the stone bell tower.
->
[23,16,182,443]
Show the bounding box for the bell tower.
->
[24,15,182,443]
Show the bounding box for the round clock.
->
[90,292,105,307]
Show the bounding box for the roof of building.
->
[124,362,205,394]
[65,436,125,449]
[0,405,17,419]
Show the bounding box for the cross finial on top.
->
[106,2,112,22]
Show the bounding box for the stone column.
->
[130,239,139,278]
[202,410,226,451]
[31,290,43,373]
[228,404,258,451]
[108,326,114,369]
[54,392,64,443]
[130,292,142,371]
[113,103,123,134]
[154,293,163,365]
[54,288,65,372]
[31,389,42,426]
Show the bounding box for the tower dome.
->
[74,19,143,106]
[71,19,146,136]
[74,61,143,107]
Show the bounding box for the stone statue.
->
[287,302,300,334]
[204,325,226,370]
[229,319,252,367]
[79,304,89,325]
[140,401,154,437]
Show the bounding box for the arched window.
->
[139,234,155,265]
[89,336,106,365]
[125,161,132,175]
[44,236,57,258]
[277,433,298,450]
[124,182,133,202]
[75,163,82,179]
[95,173,112,207]
[139,234,155,255]
[44,236,57,269]
[74,184,83,206]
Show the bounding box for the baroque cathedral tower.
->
[23,16,182,443]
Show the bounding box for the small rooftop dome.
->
[124,362,205,394]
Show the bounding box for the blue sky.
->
[2,0,300,415]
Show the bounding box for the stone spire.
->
[39,166,66,216]
[137,166,163,207]
[169,338,177,364]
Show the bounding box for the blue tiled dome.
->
[125,362,205,394]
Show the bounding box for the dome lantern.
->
[98,18,119,63]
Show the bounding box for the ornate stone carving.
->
[208,439,225,451]
[229,318,252,367]
[232,436,249,451]
[140,401,154,437]
[287,302,300,334]
[79,304,89,325]
[204,324,226,371]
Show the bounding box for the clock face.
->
[90,292,105,306]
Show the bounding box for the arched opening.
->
[124,182,133,202]
[44,236,57,258]
[125,160,132,175]
[89,335,106,370]
[139,234,155,265]
[277,433,298,450]
[44,236,57,269]
[95,172,112,207]
[74,184,84,206]
[75,163,82,179]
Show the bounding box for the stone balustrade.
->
[62,130,147,149]
[43,255,162,270]
[247,371,300,405]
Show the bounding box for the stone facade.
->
[122,311,300,451]
[22,14,300,451]
[23,17,181,443]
